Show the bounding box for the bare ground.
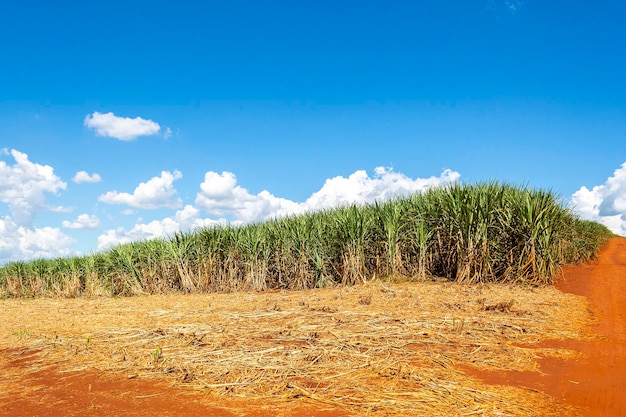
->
[466,237,626,416]
[2,238,625,416]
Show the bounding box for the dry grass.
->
[0,279,593,416]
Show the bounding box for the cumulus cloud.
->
[303,167,460,211]
[98,170,183,209]
[73,171,102,184]
[0,149,67,226]
[571,162,626,236]
[195,171,301,223]
[99,167,458,250]
[62,214,101,230]
[195,167,460,223]
[84,112,161,141]
[97,205,223,250]
[0,216,75,263]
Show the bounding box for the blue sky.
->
[1,0,625,263]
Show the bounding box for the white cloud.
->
[100,167,459,250]
[195,167,460,223]
[97,205,223,250]
[84,112,161,141]
[303,167,460,211]
[62,214,101,230]
[73,171,102,184]
[163,127,173,139]
[571,162,626,236]
[0,216,75,263]
[195,171,300,223]
[98,170,183,209]
[0,149,67,226]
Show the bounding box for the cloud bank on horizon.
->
[1,148,625,264]
[571,162,626,236]
[1,109,625,265]
[0,142,462,263]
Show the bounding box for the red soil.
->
[466,237,626,416]
[0,347,349,417]
[2,238,625,416]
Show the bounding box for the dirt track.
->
[469,237,626,416]
[1,238,624,416]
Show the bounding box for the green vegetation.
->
[0,183,614,298]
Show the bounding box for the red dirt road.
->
[469,237,626,416]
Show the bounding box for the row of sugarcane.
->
[0,182,614,297]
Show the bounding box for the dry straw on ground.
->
[0,279,593,416]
